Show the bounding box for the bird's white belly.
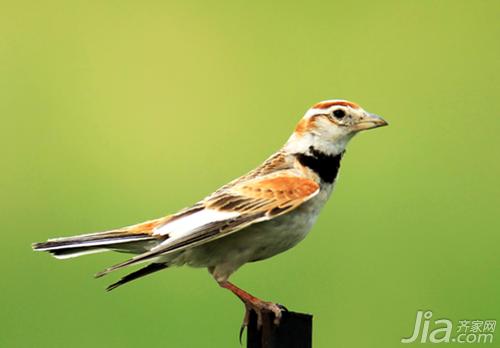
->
[173,185,333,278]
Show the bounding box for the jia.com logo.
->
[401,310,496,344]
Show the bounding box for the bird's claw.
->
[250,301,283,327]
[238,300,284,342]
[277,303,288,312]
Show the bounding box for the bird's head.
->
[285,100,388,155]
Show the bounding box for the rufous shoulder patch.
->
[237,176,319,201]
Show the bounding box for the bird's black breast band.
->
[295,147,343,184]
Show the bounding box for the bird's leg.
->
[218,280,283,328]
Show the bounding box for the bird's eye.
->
[332,109,346,119]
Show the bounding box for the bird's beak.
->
[352,113,388,132]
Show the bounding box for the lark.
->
[33,100,388,326]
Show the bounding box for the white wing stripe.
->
[153,209,240,239]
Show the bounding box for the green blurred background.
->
[1,1,499,347]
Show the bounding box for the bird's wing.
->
[96,173,319,277]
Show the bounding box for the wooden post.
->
[247,310,313,348]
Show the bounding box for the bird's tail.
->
[32,218,166,259]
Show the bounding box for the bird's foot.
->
[239,301,286,343]
[217,280,286,341]
[244,300,285,327]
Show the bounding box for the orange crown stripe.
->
[312,100,360,110]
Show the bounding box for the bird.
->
[32,99,387,327]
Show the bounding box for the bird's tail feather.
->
[106,262,169,291]
[32,218,166,259]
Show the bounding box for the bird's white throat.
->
[284,131,354,157]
